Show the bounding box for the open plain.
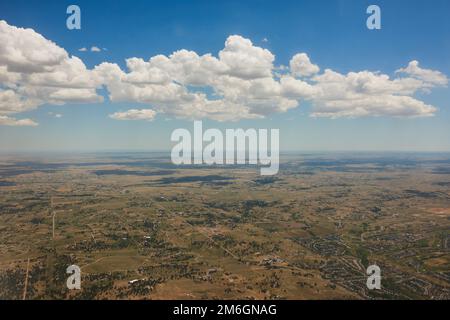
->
[0,152,449,299]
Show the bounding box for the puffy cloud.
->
[0,89,38,115]
[91,46,101,52]
[311,94,436,118]
[0,115,38,126]
[94,32,447,121]
[78,47,87,52]
[0,20,67,73]
[95,36,297,120]
[109,109,156,121]
[280,76,320,99]
[396,60,448,87]
[26,56,99,89]
[308,68,441,117]
[47,88,103,104]
[218,35,274,79]
[98,35,445,120]
[0,19,448,125]
[0,20,102,123]
[290,53,320,77]
[123,57,172,85]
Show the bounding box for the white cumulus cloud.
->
[0,20,448,125]
[96,34,446,120]
[0,115,38,126]
[396,60,448,87]
[0,20,103,125]
[109,109,157,121]
[290,53,320,77]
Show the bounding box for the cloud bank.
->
[0,20,447,125]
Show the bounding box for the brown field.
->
[0,152,449,300]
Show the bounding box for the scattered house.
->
[260,257,284,266]
[128,279,140,285]
[128,278,146,285]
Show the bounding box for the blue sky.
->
[0,0,450,152]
